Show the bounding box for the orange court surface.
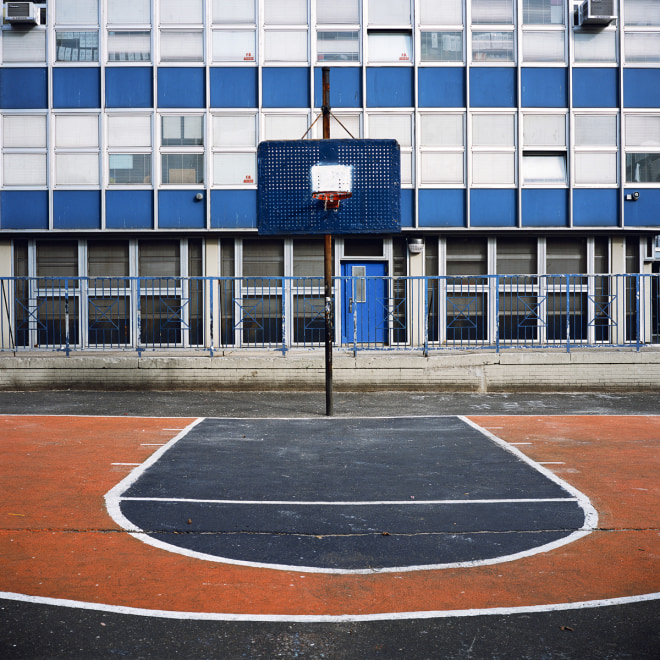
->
[1,413,658,622]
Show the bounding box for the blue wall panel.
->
[418,190,465,227]
[623,69,660,108]
[573,189,619,227]
[0,191,49,229]
[210,67,258,108]
[157,68,205,108]
[210,190,257,228]
[106,191,153,229]
[0,68,47,109]
[106,68,153,108]
[418,68,464,107]
[400,189,414,228]
[158,190,206,228]
[470,189,517,227]
[366,68,414,107]
[53,68,100,108]
[521,68,567,108]
[623,188,660,227]
[262,68,309,108]
[313,67,361,108]
[469,68,516,108]
[521,189,568,227]
[53,191,101,229]
[572,68,618,108]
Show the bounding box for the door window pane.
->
[421,31,463,62]
[472,31,514,62]
[108,31,151,61]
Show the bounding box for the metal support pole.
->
[322,67,333,416]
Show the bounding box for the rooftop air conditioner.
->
[577,0,617,26]
[3,2,40,26]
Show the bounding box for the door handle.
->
[349,297,353,313]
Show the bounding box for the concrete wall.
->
[1,351,659,392]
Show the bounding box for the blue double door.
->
[341,261,388,344]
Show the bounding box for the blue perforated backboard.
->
[257,139,401,235]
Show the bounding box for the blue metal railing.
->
[1,274,658,355]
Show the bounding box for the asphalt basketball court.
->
[1,392,659,658]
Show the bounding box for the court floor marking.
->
[119,497,578,505]
[105,415,597,575]
[1,590,658,623]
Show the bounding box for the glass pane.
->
[56,0,98,25]
[523,155,567,184]
[472,152,516,184]
[108,31,151,62]
[264,114,308,140]
[3,115,47,148]
[108,115,152,148]
[139,241,180,277]
[368,0,411,25]
[3,154,47,186]
[523,114,566,147]
[522,30,565,63]
[293,239,324,277]
[160,31,204,62]
[421,114,464,147]
[471,0,513,24]
[311,113,361,139]
[55,115,99,148]
[625,0,660,26]
[574,29,616,62]
[212,30,256,62]
[317,0,360,24]
[421,152,464,184]
[626,115,660,147]
[55,31,99,62]
[625,32,660,63]
[243,240,284,277]
[626,153,660,183]
[37,241,78,277]
[213,0,255,23]
[472,31,514,62]
[161,154,204,184]
[213,153,256,185]
[547,238,586,274]
[161,116,203,146]
[109,154,152,184]
[264,30,308,62]
[88,241,129,277]
[56,154,99,185]
[317,31,359,61]
[160,0,203,24]
[575,153,617,185]
[420,0,463,25]
[368,114,412,146]
[523,0,565,25]
[107,0,150,24]
[2,29,46,63]
[497,238,537,274]
[575,115,617,147]
[472,114,515,146]
[368,32,413,62]
[264,0,307,24]
[213,115,256,147]
[446,238,487,275]
[421,31,463,62]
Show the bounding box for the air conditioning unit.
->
[3,2,40,26]
[577,0,617,26]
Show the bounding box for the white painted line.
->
[1,590,658,622]
[119,497,578,506]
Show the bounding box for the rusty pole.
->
[322,67,333,416]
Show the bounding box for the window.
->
[522,113,567,185]
[497,238,537,274]
[420,0,463,25]
[213,0,256,24]
[523,0,564,25]
[625,114,660,183]
[368,0,411,25]
[471,113,516,185]
[212,113,257,186]
[472,31,514,62]
[263,113,309,140]
[160,0,203,24]
[139,241,180,276]
[522,30,565,63]
[264,30,308,62]
[160,31,204,62]
[624,0,660,26]
[471,0,513,24]
[107,0,150,24]
[161,115,204,185]
[55,0,99,25]
[368,31,412,63]
[419,113,465,185]
[446,238,487,275]
[546,238,586,274]
[574,30,616,63]
[368,113,413,185]
[311,113,361,139]
[574,114,618,185]
[108,31,150,62]
[108,115,152,186]
[56,31,99,62]
[421,32,463,62]
[625,32,660,63]
[316,0,360,25]
[55,114,99,186]
[317,31,359,62]
[264,0,307,24]
[2,115,47,186]
[2,29,46,64]
[212,30,256,62]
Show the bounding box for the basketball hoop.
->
[312,191,352,210]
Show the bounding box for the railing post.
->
[64,278,70,357]
[495,275,500,353]
[281,276,287,355]
[636,274,641,352]
[136,278,142,357]
[566,275,571,354]
[209,277,214,357]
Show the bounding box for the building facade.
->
[0,0,659,351]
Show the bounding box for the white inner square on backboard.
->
[311,164,353,193]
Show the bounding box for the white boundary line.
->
[104,416,599,575]
[1,590,658,622]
